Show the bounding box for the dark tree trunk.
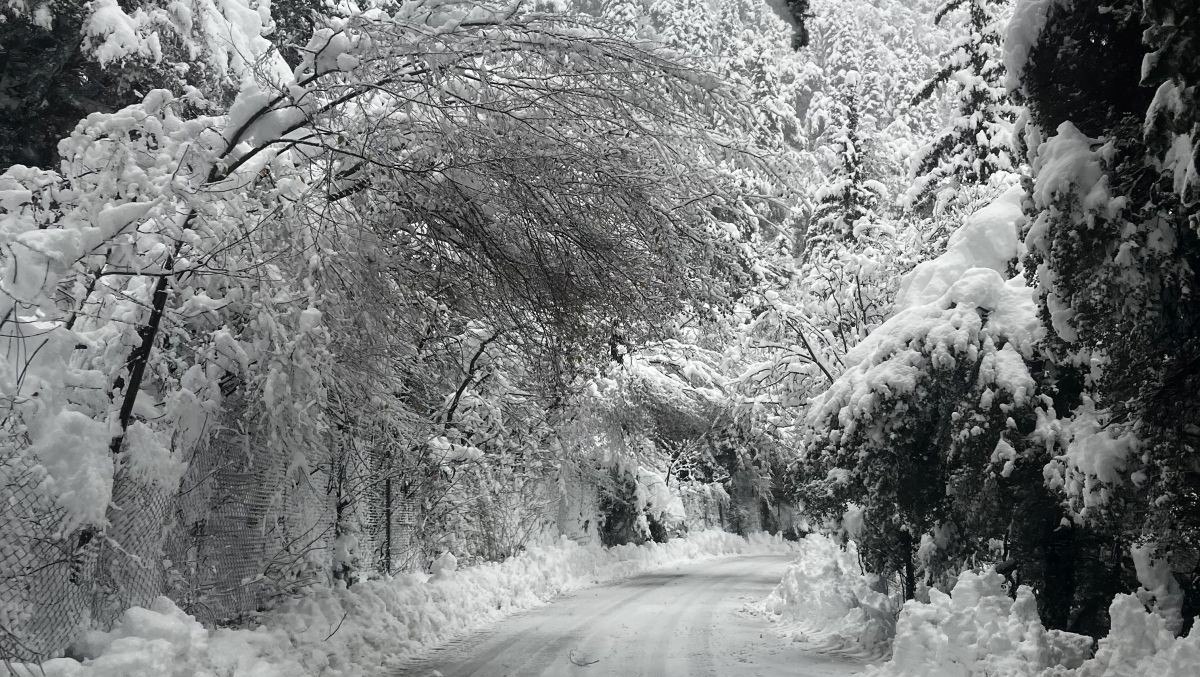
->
[901,530,916,601]
[1039,522,1077,630]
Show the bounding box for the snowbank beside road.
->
[4,530,795,677]
[761,535,1200,677]
[862,569,1092,677]
[757,534,898,659]
[862,568,1200,677]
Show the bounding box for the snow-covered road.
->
[390,554,863,677]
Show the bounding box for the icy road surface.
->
[391,554,863,677]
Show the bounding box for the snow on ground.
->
[861,569,1092,677]
[2,531,796,677]
[395,553,861,677]
[861,569,1200,677]
[759,534,1200,677]
[756,534,897,661]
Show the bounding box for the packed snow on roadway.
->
[10,527,1199,677]
[1,531,797,677]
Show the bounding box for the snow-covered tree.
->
[0,3,775,650]
[804,71,889,250]
[0,0,287,166]
[905,0,1016,213]
[764,0,814,49]
[1010,0,1200,635]
[584,0,813,252]
[732,1,951,527]
[794,190,1043,600]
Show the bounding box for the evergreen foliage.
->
[1016,0,1200,633]
[906,0,1016,211]
[806,72,887,250]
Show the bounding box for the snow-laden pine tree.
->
[763,0,813,49]
[796,0,953,205]
[805,71,889,251]
[1143,0,1200,210]
[905,0,1016,215]
[734,0,945,449]
[1011,0,1200,635]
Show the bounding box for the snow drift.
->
[3,530,796,677]
[757,534,897,659]
[862,568,1200,677]
[761,537,1200,677]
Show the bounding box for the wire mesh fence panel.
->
[161,391,323,625]
[334,437,385,581]
[387,496,419,573]
[466,474,558,561]
[90,470,172,631]
[264,459,336,604]
[555,463,602,545]
[0,450,98,662]
[1,398,617,663]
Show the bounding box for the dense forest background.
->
[1,0,1198,663]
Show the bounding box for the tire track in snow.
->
[388,554,867,677]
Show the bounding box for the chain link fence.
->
[1,433,742,663]
[0,450,98,661]
[0,404,429,663]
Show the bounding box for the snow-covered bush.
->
[794,187,1049,598]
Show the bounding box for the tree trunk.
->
[901,530,917,601]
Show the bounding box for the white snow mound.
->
[896,186,1024,310]
[758,534,897,659]
[4,530,796,677]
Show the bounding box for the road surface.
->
[390,554,864,677]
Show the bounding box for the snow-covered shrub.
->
[795,187,1052,598]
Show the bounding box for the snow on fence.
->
[0,416,427,663]
[0,452,99,660]
[2,530,798,677]
[0,425,638,665]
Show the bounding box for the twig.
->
[568,650,599,667]
[324,610,350,641]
